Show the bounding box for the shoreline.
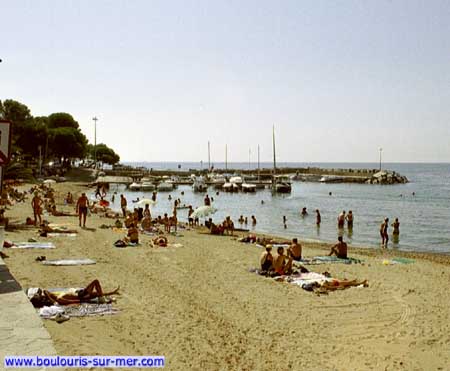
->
[2,176,450,369]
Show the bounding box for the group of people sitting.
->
[259,236,348,276]
[259,238,305,276]
[206,216,234,235]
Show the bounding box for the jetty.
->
[96,165,408,187]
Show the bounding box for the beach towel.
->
[47,233,77,237]
[114,240,139,248]
[42,259,96,266]
[382,257,415,265]
[39,303,119,319]
[10,242,55,249]
[297,256,362,265]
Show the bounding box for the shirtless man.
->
[380,218,389,247]
[288,238,302,261]
[141,215,153,232]
[223,216,234,236]
[120,195,127,218]
[204,194,211,206]
[188,206,194,226]
[337,210,346,229]
[328,236,348,259]
[126,223,139,244]
[31,192,43,226]
[76,193,89,227]
[260,245,274,271]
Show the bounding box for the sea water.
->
[104,162,450,254]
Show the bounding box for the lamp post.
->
[379,148,383,171]
[92,117,98,169]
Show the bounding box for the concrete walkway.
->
[0,256,57,369]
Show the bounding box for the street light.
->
[92,117,98,170]
[379,148,383,171]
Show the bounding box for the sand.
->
[2,175,450,370]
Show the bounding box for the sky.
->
[0,0,449,163]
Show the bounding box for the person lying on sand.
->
[51,205,77,217]
[153,236,168,247]
[39,221,77,236]
[328,236,348,259]
[31,279,119,306]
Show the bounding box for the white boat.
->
[241,183,256,193]
[229,176,243,185]
[156,181,173,192]
[319,175,344,183]
[210,174,226,189]
[141,182,156,191]
[129,182,141,191]
[222,182,239,192]
[193,176,208,192]
[272,176,292,193]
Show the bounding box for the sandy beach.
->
[3,174,450,370]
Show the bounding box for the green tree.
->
[47,112,79,129]
[48,127,88,161]
[88,143,120,165]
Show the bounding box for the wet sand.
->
[3,177,450,370]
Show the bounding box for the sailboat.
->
[272,126,292,194]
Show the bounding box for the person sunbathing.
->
[210,222,224,235]
[288,238,302,261]
[141,216,153,232]
[328,236,348,259]
[153,235,168,247]
[40,221,77,235]
[125,223,139,244]
[223,216,234,235]
[51,205,77,217]
[260,245,274,271]
[38,279,119,306]
[273,247,293,275]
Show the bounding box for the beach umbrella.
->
[191,205,217,219]
[136,198,156,206]
[43,179,56,184]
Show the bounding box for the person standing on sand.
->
[346,210,354,229]
[31,192,43,226]
[120,195,127,218]
[337,210,346,229]
[316,209,321,226]
[76,193,89,228]
[380,218,389,247]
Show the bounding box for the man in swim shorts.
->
[328,236,348,259]
[76,193,89,227]
[288,238,302,261]
[31,192,43,226]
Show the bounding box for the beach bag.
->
[114,240,126,248]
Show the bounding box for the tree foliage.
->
[47,112,79,129]
[88,143,120,165]
[0,98,120,168]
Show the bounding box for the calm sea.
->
[106,162,450,255]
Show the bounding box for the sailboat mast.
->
[272,126,277,174]
[208,141,211,171]
[258,144,260,180]
[225,144,228,171]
